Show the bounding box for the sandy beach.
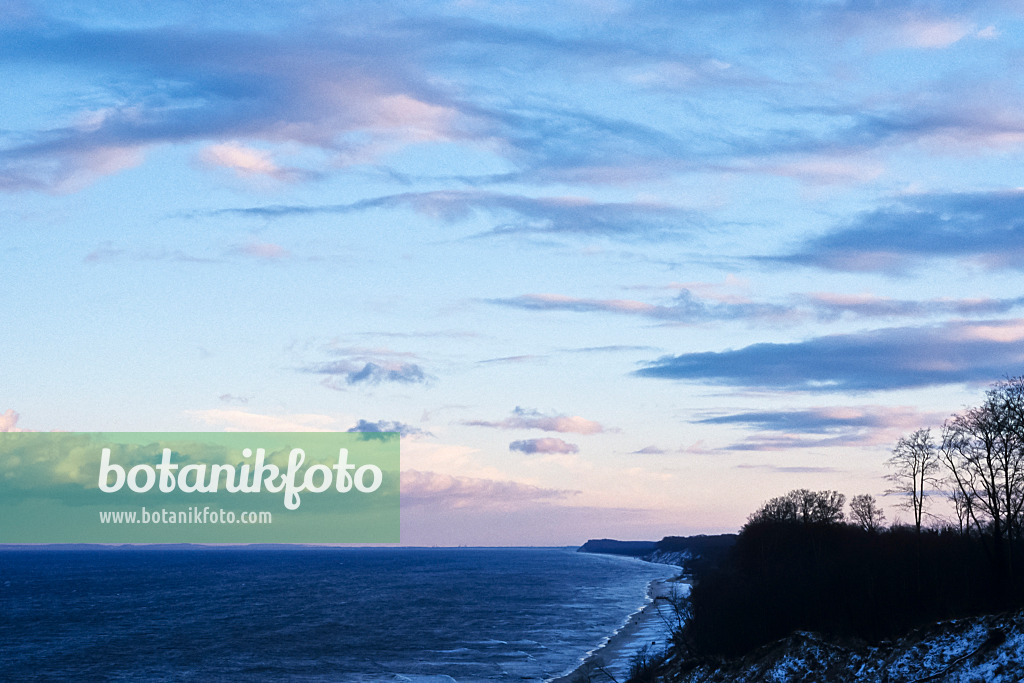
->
[549,573,690,683]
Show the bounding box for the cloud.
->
[303,346,431,387]
[631,445,667,454]
[634,319,1024,391]
[778,190,1024,272]
[311,360,429,386]
[509,438,580,454]
[633,1,989,46]
[489,287,1024,330]
[698,405,918,433]
[804,292,1024,320]
[493,286,1024,326]
[698,405,945,451]
[219,191,699,241]
[567,345,659,353]
[477,355,545,364]
[186,409,341,431]
[82,247,220,264]
[0,409,26,432]
[489,290,794,323]
[735,463,840,474]
[725,97,1024,176]
[347,419,428,437]
[230,241,291,260]
[894,17,974,48]
[2,6,1016,195]
[3,3,1022,196]
[400,469,577,508]
[463,406,605,434]
[0,13,734,192]
[0,21,469,191]
[198,142,312,182]
[495,286,1024,324]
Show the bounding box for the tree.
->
[939,377,1024,586]
[748,489,845,526]
[849,493,886,532]
[949,487,972,536]
[886,428,940,534]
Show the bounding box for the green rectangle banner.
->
[0,432,399,544]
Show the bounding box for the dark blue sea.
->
[0,547,676,681]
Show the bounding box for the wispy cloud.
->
[566,345,659,353]
[186,409,342,432]
[82,247,220,264]
[778,190,1024,273]
[631,445,668,454]
[2,5,1019,196]
[489,290,793,323]
[804,292,1024,320]
[0,14,723,192]
[490,287,1024,325]
[463,406,604,434]
[477,355,545,364]
[697,405,944,450]
[0,21,469,191]
[229,241,291,261]
[401,469,577,508]
[735,463,840,474]
[697,405,923,433]
[509,437,579,454]
[218,190,699,241]
[635,319,1024,391]
[634,1,995,49]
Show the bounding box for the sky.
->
[4,0,1024,545]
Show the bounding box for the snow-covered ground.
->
[664,610,1024,683]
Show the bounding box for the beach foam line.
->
[548,575,690,683]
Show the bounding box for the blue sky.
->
[4,0,1024,545]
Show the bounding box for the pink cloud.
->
[199,142,296,180]
[0,409,25,432]
[464,407,605,434]
[233,241,291,260]
[401,469,576,509]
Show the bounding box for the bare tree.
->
[748,489,845,526]
[886,428,940,534]
[940,377,1024,580]
[807,489,846,524]
[948,487,972,536]
[849,493,886,532]
[990,377,1024,555]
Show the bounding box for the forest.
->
[672,376,1024,660]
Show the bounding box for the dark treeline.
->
[680,510,994,657]
[671,377,1024,660]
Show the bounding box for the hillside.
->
[649,610,1024,683]
[578,534,737,570]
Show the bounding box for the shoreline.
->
[549,571,690,683]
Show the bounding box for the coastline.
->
[549,571,690,683]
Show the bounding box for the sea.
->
[0,547,677,681]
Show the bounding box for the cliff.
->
[578,534,736,572]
